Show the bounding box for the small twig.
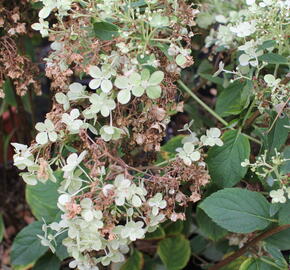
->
[192,253,209,265]
[267,96,290,134]
[207,224,290,270]
[244,110,261,130]
[241,99,256,130]
[177,80,228,126]
[85,133,169,182]
[177,80,262,145]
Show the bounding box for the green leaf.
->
[265,228,290,250]
[11,221,48,266]
[200,73,224,85]
[266,115,289,156]
[149,71,164,85]
[64,145,78,153]
[157,235,191,270]
[201,241,224,261]
[278,201,290,225]
[281,146,290,175]
[163,220,184,235]
[93,22,120,40]
[215,81,251,117]
[31,1,44,9]
[155,43,174,61]
[220,256,248,270]
[55,232,69,260]
[126,0,146,8]
[196,208,228,241]
[156,135,183,163]
[143,255,159,270]
[32,253,61,270]
[257,40,277,51]
[121,249,144,270]
[0,214,4,242]
[258,53,288,65]
[240,258,255,270]
[145,227,165,240]
[26,175,60,223]
[190,235,208,254]
[118,89,131,104]
[264,244,288,269]
[199,188,272,233]
[13,263,35,270]
[269,204,281,217]
[207,130,250,187]
[240,258,277,270]
[3,79,17,106]
[197,60,213,74]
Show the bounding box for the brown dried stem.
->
[207,224,290,270]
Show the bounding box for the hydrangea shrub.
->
[3,0,289,269]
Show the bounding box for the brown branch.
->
[244,110,261,130]
[207,224,290,270]
[267,96,290,134]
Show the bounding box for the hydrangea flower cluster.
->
[202,0,289,111]
[45,173,168,268]
[176,122,224,167]
[11,1,218,269]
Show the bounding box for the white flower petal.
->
[36,132,48,145]
[48,132,58,142]
[58,194,70,205]
[70,109,80,119]
[132,195,142,207]
[89,78,102,89]
[89,66,102,78]
[101,79,113,93]
[117,89,131,104]
[115,76,130,89]
[39,7,52,19]
[183,142,195,154]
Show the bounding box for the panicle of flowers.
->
[241,149,290,204]
[203,0,289,111]
[41,171,169,269]
[11,1,218,269]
